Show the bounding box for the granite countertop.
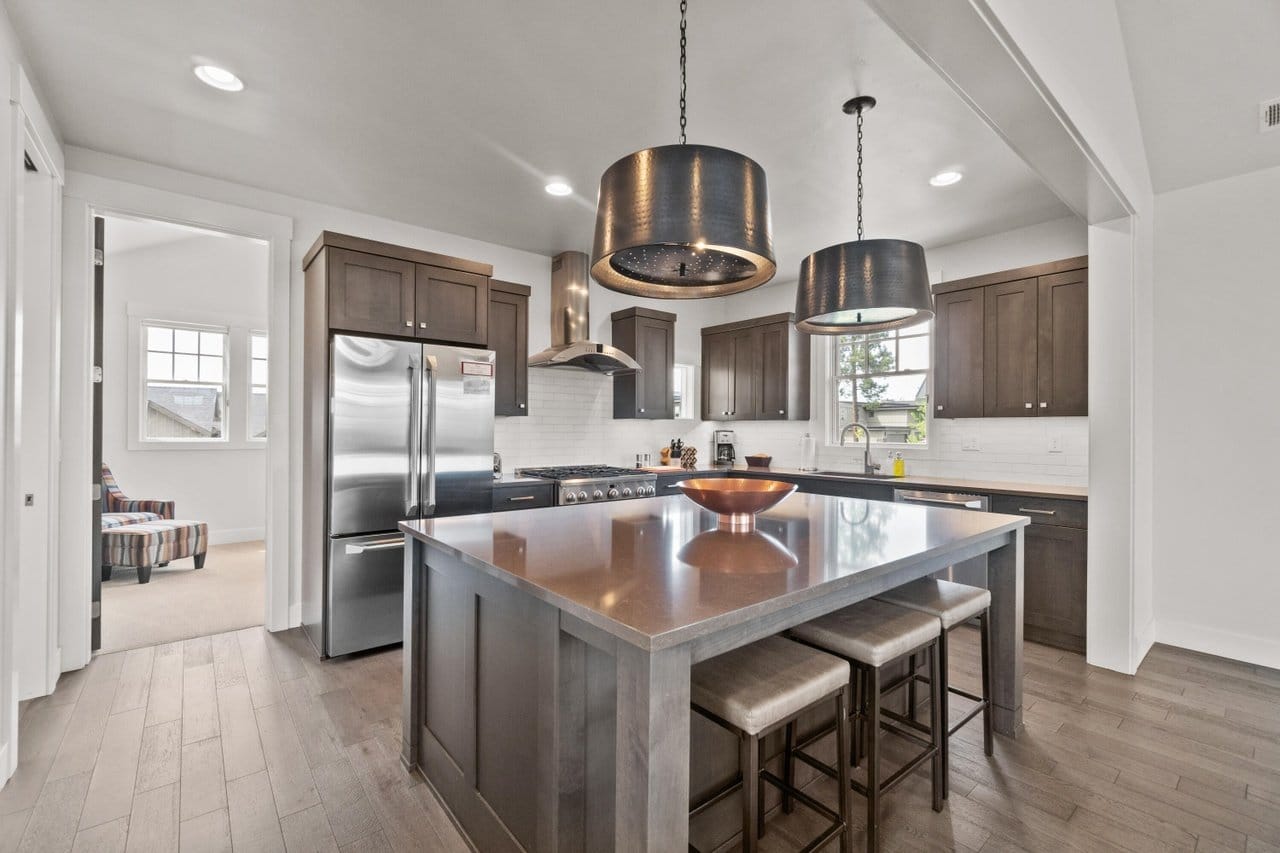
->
[401,492,1027,650]
[667,464,1087,501]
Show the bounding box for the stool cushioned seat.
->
[692,636,849,736]
[789,599,939,667]
[876,578,991,629]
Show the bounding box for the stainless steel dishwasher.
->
[893,488,990,589]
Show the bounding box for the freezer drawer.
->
[327,534,405,656]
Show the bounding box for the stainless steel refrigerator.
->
[303,335,495,657]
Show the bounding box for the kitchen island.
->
[400,492,1028,853]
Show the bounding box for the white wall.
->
[102,228,269,543]
[1152,164,1280,668]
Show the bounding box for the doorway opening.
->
[94,213,272,652]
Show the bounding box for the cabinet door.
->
[415,264,489,346]
[635,316,674,418]
[933,289,985,418]
[983,278,1038,417]
[327,248,416,336]
[1037,269,1088,416]
[1023,523,1088,652]
[702,332,734,419]
[756,322,790,419]
[489,289,528,416]
[728,329,756,420]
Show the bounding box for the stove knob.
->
[621,487,633,498]
[564,492,577,504]
[607,487,619,499]
[593,489,604,501]
[643,485,655,496]
[577,491,589,502]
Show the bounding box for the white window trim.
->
[672,362,698,421]
[126,303,268,451]
[247,330,269,442]
[824,333,934,450]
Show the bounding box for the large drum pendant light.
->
[591,0,776,298]
[795,96,934,334]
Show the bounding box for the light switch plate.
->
[1048,435,1063,453]
[961,435,980,451]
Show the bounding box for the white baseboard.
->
[0,741,11,784]
[1156,619,1280,670]
[1133,618,1157,669]
[288,602,302,629]
[209,527,266,546]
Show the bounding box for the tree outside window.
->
[833,321,930,445]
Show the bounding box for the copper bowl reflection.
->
[677,529,798,574]
[676,478,797,531]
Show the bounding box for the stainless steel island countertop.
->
[399,493,1028,852]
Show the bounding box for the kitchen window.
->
[249,332,268,440]
[832,321,931,446]
[143,322,228,441]
[672,363,695,419]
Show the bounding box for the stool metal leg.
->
[866,665,882,853]
[741,733,759,853]
[907,653,918,722]
[757,739,766,839]
[850,667,862,768]
[929,642,944,813]
[835,690,853,853]
[782,722,795,815]
[937,627,950,800]
[980,612,994,756]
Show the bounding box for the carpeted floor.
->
[100,539,265,652]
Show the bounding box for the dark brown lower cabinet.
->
[1022,524,1087,652]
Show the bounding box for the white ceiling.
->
[9,0,1073,273]
[1116,0,1280,193]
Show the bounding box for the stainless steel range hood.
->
[528,251,641,375]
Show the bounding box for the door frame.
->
[60,174,293,671]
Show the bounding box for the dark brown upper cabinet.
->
[701,313,809,422]
[983,278,1039,417]
[415,264,489,346]
[1037,269,1089,416]
[611,307,676,419]
[933,288,985,419]
[304,232,495,345]
[326,247,416,336]
[932,256,1087,418]
[490,280,530,417]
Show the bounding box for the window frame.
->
[672,362,697,420]
[247,330,268,442]
[139,320,231,445]
[828,323,933,449]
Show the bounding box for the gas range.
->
[517,465,657,506]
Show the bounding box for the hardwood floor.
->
[2,627,1277,852]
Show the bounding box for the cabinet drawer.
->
[991,495,1086,529]
[491,484,554,512]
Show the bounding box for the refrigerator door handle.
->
[421,355,439,516]
[344,537,406,555]
[406,360,420,516]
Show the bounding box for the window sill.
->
[127,439,268,452]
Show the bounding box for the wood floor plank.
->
[279,803,339,852]
[226,770,285,853]
[345,738,448,853]
[310,759,381,848]
[144,643,184,728]
[125,782,179,853]
[338,831,391,853]
[263,630,309,684]
[46,653,125,782]
[255,701,320,818]
[238,628,286,710]
[181,664,218,745]
[280,678,344,771]
[70,815,129,853]
[210,632,247,690]
[16,770,92,853]
[179,737,227,822]
[216,683,266,782]
[134,721,182,794]
[183,637,214,669]
[0,810,31,853]
[110,648,155,716]
[0,701,73,815]
[78,707,146,830]
[178,806,232,853]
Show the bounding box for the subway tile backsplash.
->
[495,370,1088,487]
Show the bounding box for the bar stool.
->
[689,635,854,853]
[788,599,944,853]
[875,578,993,799]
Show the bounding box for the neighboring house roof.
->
[147,385,221,436]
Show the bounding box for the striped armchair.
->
[101,463,174,519]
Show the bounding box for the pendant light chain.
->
[856,104,864,241]
[678,0,688,145]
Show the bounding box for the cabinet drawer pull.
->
[665,483,683,489]
[1018,507,1056,516]
[507,495,537,502]
[419,322,428,329]
[405,321,413,327]
[1024,402,1033,409]
[1039,402,1048,408]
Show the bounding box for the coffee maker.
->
[713,429,736,466]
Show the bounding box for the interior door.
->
[91,216,105,651]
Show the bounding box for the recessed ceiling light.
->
[194,64,244,92]
[929,170,963,187]
[544,180,573,197]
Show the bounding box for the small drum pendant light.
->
[795,96,934,334]
[591,0,776,298]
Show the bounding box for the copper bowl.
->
[744,454,773,468]
[676,478,797,531]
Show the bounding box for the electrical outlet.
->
[24,493,34,507]
[961,435,980,452]
[1048,435,1063,453]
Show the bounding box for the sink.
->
[812,471,901,480]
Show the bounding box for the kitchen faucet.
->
[839,422,881,475]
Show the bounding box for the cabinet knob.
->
[518,403,525,409]
[404,321,412,327]
[936,404,943,411]
[639,408,645,413]
[419,322,428,329]
[778,409,785,415]
[1040,402,1048,408]
[1024,402,1033,409]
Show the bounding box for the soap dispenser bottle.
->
[798,433,818,472]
